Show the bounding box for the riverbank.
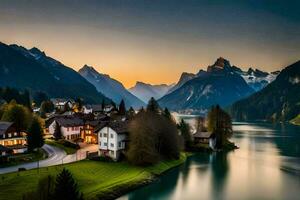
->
[0,153,188,200]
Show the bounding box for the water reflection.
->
[119,121,300,200]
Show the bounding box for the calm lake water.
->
[119,117,300,200]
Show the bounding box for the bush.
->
[57,139,80,149]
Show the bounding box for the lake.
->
[118,119,300,200]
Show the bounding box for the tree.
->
[127,107,135,119]
[75,98,83,111]
[101,99,105,111]
[207,105,233,149]
[1,101,32,133]
[127,111,180,166]
[40,101,55,116]
[118,99,126,115]
[195,116,206,132]
[53,168,83,200]
[178,119,192,150]
[33,91,49,107]
[27,116,44,152]
[23,175,55,200]
[53,121,62,140]
[147,97,160,113]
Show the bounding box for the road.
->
[0,143,98,174]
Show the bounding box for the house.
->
[193,131,216,149]
[50,98,74,111]
[95,120,129,161]
[47,115,84,141]
[82,104,103,115]
[0,121,27,153]
[82,105,93,114]
[46,113,109,143]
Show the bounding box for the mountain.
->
[129,82,174,103]
[79,65,145,108]
[230,60,300,121]
[0,42,109,103]
[158,57,254,111]
[167,72,196,94]
[232,67,279,91]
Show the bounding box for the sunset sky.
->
[1,0,299,88]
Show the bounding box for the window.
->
[72,127,74,131]
[118,142,122,148]
[110,143,114,148]
[104,142,107,146]
[67,127,69,131]
[110,134,113,138]
[99,142,101,146]
[14,132,18,136]
[8,133,12,138]
[3,135,5,139]
[100,133,102,137]
[104,133,107,137]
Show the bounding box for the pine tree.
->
[27,116,44,152]
[163,108,171,120]
[147,97,160,113]
[178,119,192,149]
[53,168,83,200]
[127,107,135,119]
[118,99,126,115]
[53,121,62,140]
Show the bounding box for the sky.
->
[0,0,300,88]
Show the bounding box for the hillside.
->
[0,42,109,103]
[230,60,300,121]
[79,65,145,108]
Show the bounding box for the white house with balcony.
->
[95,121,128,161]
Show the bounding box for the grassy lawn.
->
[0,149,46,168]
[45,140,77,155]
[0,153,187,200]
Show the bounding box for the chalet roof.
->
[193,131,213,139]
[94,120,129,134]
[0,121,14,135]
[55,116,84,127]
[45,113,110,128]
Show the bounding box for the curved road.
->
[0,144,97,174]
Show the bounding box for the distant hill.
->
[0,42,109,103]
[230,60,300,121]
[158,57,254,111]
[79,65,145,108]
[129,82,174,103]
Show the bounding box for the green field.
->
[0,153,187,200]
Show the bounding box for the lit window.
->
[8,133,12,138]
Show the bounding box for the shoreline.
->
[94,153,190,200]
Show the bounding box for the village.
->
[0,97,227,165]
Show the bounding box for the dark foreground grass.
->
[0,153,187,200]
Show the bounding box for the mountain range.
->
[158,58,258,111]
[79,65,145,108]
[230,60,300,122]
[0,42,109,103]
[129,82,174,103]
